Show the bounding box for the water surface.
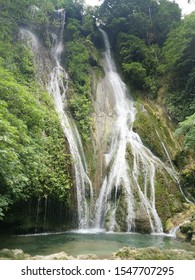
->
[0,231,194,258]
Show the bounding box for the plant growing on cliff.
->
[69,94,92,142]
[65,27,94,142]
[175,113,195,151]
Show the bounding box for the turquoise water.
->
[0,230,194,258]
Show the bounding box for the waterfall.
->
[49,10,93,229]
[48,9,93,229]
[169,225,180,237]
[20,10,93,229]
[94,29,181,233]
[20,13,190,233]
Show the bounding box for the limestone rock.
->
[31,251,74,260]
[77,254,98,260]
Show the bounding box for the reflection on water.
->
[0,231,194,258]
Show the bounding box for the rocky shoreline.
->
[0,247,195,260]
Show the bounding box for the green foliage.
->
[162,13,195,122]
[56,0,84,19]
[70,95,92,142]
[66,39,90,91]
[96,0,181,100]
[116,33,160,94]
[123,62,146,88]
[66,33,95,141]
[153,0,181,46]
[65,18,81,40]
[0,0,95,223]
[117,33,146,63]
[162,12,195,71]
[99,0,181,45]
[80,7,96,37]
[175,114,195,151]
[0,65,72,218]
[0,196,9,220]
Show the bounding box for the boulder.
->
[0,248,30,260]
[113,247,195,260]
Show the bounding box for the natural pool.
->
[0,230,195,258]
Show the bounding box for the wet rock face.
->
[134,218,151,234]
[91,75,117,192]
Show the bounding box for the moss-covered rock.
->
[0,249,30,260]
[154,169,184,229]
[0,249,100,260]
[115,188,129,232]
[180,222,193,235]
[114,247,195,260]
[1,247,195,260]
[180,164,195,201]
[133,99,181,162]
[167,204,195,227]
[178,216,195,243]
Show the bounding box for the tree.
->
[153,0,181,46]
[123,62,147,88]
[162,12,195,121]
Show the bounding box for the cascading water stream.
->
[20,10,93,229]
[94,29,182,233]
[48,10,94,229]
